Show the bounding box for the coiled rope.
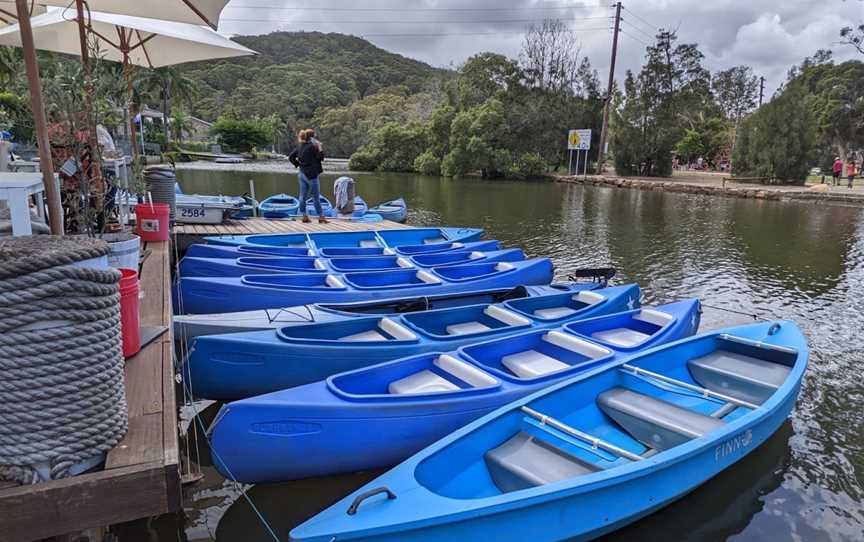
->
[0,236,128,485]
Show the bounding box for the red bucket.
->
[136,202,170,241]
[119,268,141,358]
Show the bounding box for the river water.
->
[124,169,864,541]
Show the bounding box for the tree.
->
[169,111,195,143]
[611,31,712,176]
[732,84,815,183]
[797,60,864,171]
[210,117,273,152]
[712,66,759,123]
[840,24,864,55]
[139,66,197,141]
[521,19,583,93]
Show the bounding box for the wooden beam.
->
[15,0,63,234]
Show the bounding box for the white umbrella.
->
[0,2,42,27]
[0,9,253,159]
[0,9,254,67]
[42,0,230,29]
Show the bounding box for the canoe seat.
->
[396,257,414,268]
[360,240,379,247]
[423,237,447,245]
[389,354,496,395]
[485,432,600,493]
[533,307,577,319]
[445,306,529,336]
[591,328,650,347]
[688,350,791,405]
[502,350,570,378]
[597,388,725,451]
[339,318,417,342]
[446,321,491,335]
[325,275,346,289]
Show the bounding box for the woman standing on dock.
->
[289,129,328,224]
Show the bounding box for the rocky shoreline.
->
[555,174,864,207]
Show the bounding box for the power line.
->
[620,19,655,40]
[355,28,613,38]
[224,3,614,12]
[621,5,660,31]
[220,16,614,25]
[619,29,649,47]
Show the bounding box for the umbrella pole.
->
[74,0,102,184]
[15,0,63,234]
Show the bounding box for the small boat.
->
[177,259,554,314]
[203,227,484,248]
[184,239,500,260]
[259,193,300,218]
[208,299,699,482]
[304,195,337,218]
[182,284,640,400]
[177,249,526,277]
[173,282,608,341]
[290,320,806,542]
[369,198,408,223]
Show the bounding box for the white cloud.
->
[218,0,864,96]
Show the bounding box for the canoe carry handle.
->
[568,267,617,286]
[347,487,397,515]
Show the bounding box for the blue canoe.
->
[184,239,501,260]
[209,299,699,483]
[259,193,300,218]
[177,258,554,314]
[183,284,640,400]
[203,227,484,249]
[178,249,526,277]
[369,198,408,223]
[173,282,603,341]
[290,320,807,542]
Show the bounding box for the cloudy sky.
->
[217,0,864,97]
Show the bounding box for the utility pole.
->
[597,1,622,173]
[758,76,765,106]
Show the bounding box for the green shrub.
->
[413,150,441,176]
[210,117,273,153]
[509,152,547,178]
[348,149,378,171]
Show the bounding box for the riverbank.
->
[555,172,864,207]
[175,158,353,174]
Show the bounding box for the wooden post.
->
[75,0,102,183]
[15,0,63,234]
[597,2,622,174]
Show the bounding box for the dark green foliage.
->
[414,150,441,176]
[210,117,274,153]
[732,85,815,183]
[346,121,428,172]
[0,91,32,142]
[674,118,731,165]
[611,31,713,177]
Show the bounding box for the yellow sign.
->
[568,129,591,150]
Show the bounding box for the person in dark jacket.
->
[288,129,327,223]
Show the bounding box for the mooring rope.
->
[0,236,128,485]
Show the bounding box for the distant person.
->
[832,157,843,185]
[288,128,327,224]
[847,158,858,189]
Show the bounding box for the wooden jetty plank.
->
[0,461,171,542]
[173,216,411,237]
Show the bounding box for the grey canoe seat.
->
[688,350,791,405]
[485,432,600,493]
[597,388,725,452]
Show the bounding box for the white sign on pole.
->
[568,129,592,151]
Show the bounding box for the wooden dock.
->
[174,216,411,236]
[0,240,179,541]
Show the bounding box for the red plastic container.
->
[119,268,141,358]
[136,202,170,241]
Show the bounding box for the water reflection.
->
[165,171,864,541]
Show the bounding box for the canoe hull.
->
[172,282,589,340]
[289,322,807,542]
[184,283,638,400]
[203,227,484,248]
[185,240,501,260]
[370,198,408,223]
[209,300,698,482]
[178,249,525,277]
[177,259,554,313]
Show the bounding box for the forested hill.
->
[183,31,449,124]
